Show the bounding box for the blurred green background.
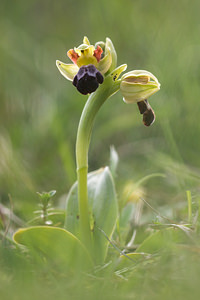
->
[1,1,200,300]
[1,0,200,219]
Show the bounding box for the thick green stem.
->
[76,75,120,248]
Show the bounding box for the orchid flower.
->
[120,70,161,126]
[56,36,160,126]
[56,36,115,95]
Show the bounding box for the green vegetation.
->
[1,1,200,299]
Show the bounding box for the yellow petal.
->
[75,45,97,67]
[75,45,95,56]
[56,60,78,81]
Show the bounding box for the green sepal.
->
[109,64,127,82]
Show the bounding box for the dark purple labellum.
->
[137,99,155,126]
[143,108,155,126]
[73,64,104,95]
[137,100,148,114]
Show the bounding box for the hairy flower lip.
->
[72,64,104,95]
[137,100,155,126]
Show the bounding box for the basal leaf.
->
[136,227,190,254]
[117,252,146,269]
[65,167,118,263]
[13,226,92,270]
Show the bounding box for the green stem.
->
[76,75,120,248]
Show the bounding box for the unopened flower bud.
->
[120,70,160,103]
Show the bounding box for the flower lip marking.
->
[73,64,104,95]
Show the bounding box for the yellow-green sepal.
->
[109,64,127,81]
[56,60,78,81]
[105,37,117,73]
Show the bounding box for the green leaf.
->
[65,167,118,263]
[13,226,93,271]
[109,145,119,178]
[117,252,146,269]
[91,167,118,262]
[136,227,190,254]
[118,202,135,244]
